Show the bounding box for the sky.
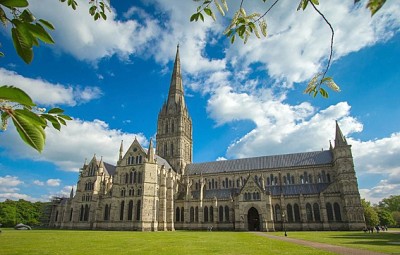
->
[0,0,399,205]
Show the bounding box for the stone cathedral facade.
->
[49,46,365,231]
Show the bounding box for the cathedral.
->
[49,46,365,231]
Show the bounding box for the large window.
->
[204,206,209,222]
[219,206,224,222]
[306,203,313,222]
[313,203,321,221]
[326,203,334,221]
[120,201,125,221]
[190,207,194,222]
[224,206,229,222]
[294,203,301,222]
[334,203,342,221]
[136,200,141,221]
[287,204,294,223]
[128,200,134,221]
[176,207,180,222]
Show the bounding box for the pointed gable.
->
[120,137,147,166]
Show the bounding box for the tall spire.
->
[335,121,347,147]
[167,44,185,108]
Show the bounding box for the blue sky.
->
[0,0,399,204]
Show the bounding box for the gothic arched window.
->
[306,203,313,222]
[326,202,334,221]
[313,203,320,221]
[128,200,134,221]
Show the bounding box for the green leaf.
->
[190,13,198,22]
[19,9,35,23]
[11,27,33,64]
[89,6,96,15]
[0,0,29,8]
[10,109,45,152]
[100,12,107,20]
[59,114,72,120]
[204,8,212,16]
[38,19,55,30]
[57,117,66,126]
[230,34,235,44]
[0,6,7,26]
[0,85,36,107]
[28,23,55,44]
[41,114,61,130]
[14,109,46,127]
[311,0,319,5]
[48,107,64,114]
[367,0,386,16]
[199,12,204,22]
[319,87,329,98]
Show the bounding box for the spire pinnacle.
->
[119,140,123,161]
[147,138,155,163]
[167,45,185,109]
[335,120,347,147]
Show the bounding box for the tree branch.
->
[309,1,334,83]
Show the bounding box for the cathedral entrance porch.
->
[247,207,260,231]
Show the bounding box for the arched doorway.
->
[247,207,260,231]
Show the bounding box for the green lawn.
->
[269,230,400,254]
[0,229,334,255]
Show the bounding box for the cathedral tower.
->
[332,121,365,229]
[156,45,193,173]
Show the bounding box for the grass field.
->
[269,229,400,254]
[0,229,399,255]
[0,229,335,255]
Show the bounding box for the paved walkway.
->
[252,232,389,255]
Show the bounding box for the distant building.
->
[49,46,365,231]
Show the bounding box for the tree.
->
[191,0,387,98]
[0,199,49,227]
[361,199,379,227]
[377,209,396,227]
[378,195,400,212]
[0,0,109,153]
[391,211,400,227]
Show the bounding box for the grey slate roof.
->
[269,183,330,196]
[155,155,175,172]
[104,162,116,176]
[186,150,332,175]
[191,189,240,200]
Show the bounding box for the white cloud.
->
[216,157,227,161]
[0,119,147,172]
[360,180,400,205]
[0,175,23,187]
[29,0,161,62]
[0,193,33,202]
[46,179,61,187]
[223,0,400,86]
[33,180,45,186]
[0,68,102,106]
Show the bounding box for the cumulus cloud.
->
[33,180,45,186]
[0,176,27,201]
[224,0,400,86]
[46,179,61,187]
[0,68,102,106]
[0,175,23,187]
[29,0,161,62]
[360,180,400,205]
[1,119,147,172]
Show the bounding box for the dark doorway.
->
[248,207,260,231]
